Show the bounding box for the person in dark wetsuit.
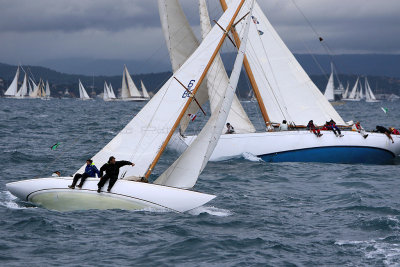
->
[68,159,100,189]
[329,119,343,137]
[97,156,135,193]
[375,125,394,143]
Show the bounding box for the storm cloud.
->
[0,0,399,68]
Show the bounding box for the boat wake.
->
[0,191,32,210]
[241,152,263,162]
[189,206,232,217]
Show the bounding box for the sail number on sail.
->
[182,79,196,98]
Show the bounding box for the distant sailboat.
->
[365,77,379,102]
[103,82,116,101]
[4,67,20,97]
[108,83,117,99]
[78,80,91,100]
[120,66,148,101]
[324,63,344,101]
[42,80,51,100]
[343,77,361,101]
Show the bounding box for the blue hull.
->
[259,146,395,164]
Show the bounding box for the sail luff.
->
[144,0,246,179]
[220,0,271,127]
[4,67,20,96]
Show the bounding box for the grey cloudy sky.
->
[0,0,399,66]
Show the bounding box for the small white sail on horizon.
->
[44,80,51,98]
[108,83,117,99]
[140,80,150,99]
[120,66,145,101]
[365,77,379,102]
[103,82,109,101]
[324,63,335,101]
[78,80,91,100]
[4,66,20,96]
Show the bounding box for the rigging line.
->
[290,0,346,82]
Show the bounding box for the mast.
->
[144,0,246,179]
[220,0,271,128]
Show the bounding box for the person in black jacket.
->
[97,156,135,193]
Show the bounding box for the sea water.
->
[0,98,400,266]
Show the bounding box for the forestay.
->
[199,0,255,134]
[230,0,345,125]
[76,0,245,179]
[154,0,252,188]
[158,0,209,134]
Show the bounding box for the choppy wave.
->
[0,191,30,210]
[189,206,232,217]
[241,152,264,162]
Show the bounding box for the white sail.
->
[154,1,252,188]
[199,0,255,134]
[45,81,51,97]
[358,82,364,100]
[343,82,349,98]
[4,67,20,96]
[365,77,377,101]
[103,82,110,100]
[79,80,90,100]
[140,80,150,99]
[158,0,209,134]
[30,80,40,97]
[324,64,335,101]
[28,80,33,95]
[15,73,28,97]
[108,83,116,99]
[77,0,245,179]
[348,77,359,99]
[121,67,129,98]
[231,1,344,125]
[125,67,142,97]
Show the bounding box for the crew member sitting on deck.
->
[375,125,394,143]
[329,119,343,137]
[68,159,100,189]
[52,171,61,177]
[307,120,322,137]
[97,156,135,193]
[353,121,368,139]
[225,123,235,134]
[279,120,288,131]
[389,127,400,135]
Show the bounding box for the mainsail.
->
[15,73,28,97]
[324,64,335,101]
[365,77,377,101]
[228,0,345,125]
[348,77,359,99]
[199,0,255,133]
[154,0,252,188]
[103,82,109,100]
[4,67,20,96]
[77,0,246,179]
[158,0,209,133]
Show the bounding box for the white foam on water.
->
[336,238,400,266]
[242,152,263,162]
[0,191,29,210]
[189,206,232,217]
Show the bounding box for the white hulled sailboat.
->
[120,66,148,101]
[165,0,400,164]
[78,79,91,100]
[365,77,379,103]
[7,0,253,211]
